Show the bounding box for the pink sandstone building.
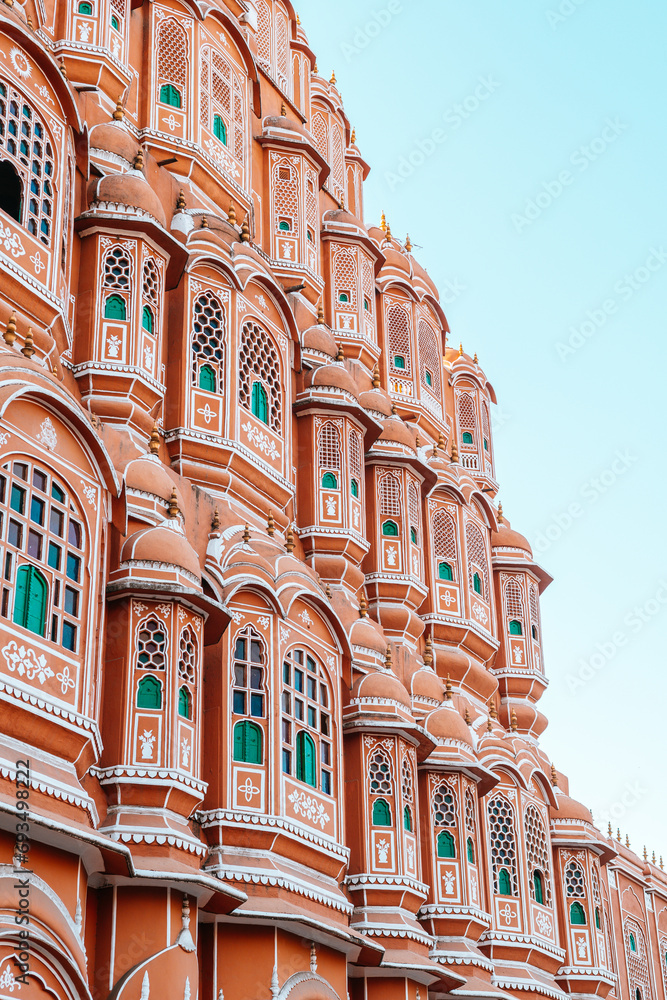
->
[0,3,663,1000]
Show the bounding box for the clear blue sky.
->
[298,0,667,855]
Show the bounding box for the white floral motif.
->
[180,737,191,767]
[111,37,120,58]
[0,222,26,258]
[576,936,588,959]
[512,645,524,665]
[386,546,397,567]
[56,665,76,695]
[441,590,456,607]
[242,423,280,460]
[133,602,147,615]
[0,432,9,446]
[36,417,57,451]
[238,776,260,802]
[471,601,488,625]
[197,403,216,425]
[139,730,155,759]
[156,604,171,618]
[326,655,335,668]
[353,508,360,527]
[29,250,46,275]
[10,48,31,80]
[288,789,330,829]
[192,618,201,632]
[0,965,19,991]
[106,335,121,358]
[164,114,179,132]
[470,870,479,903]
[2,642,54,686]
[81,481,97,508]
[237,299,247,313]
[177,607,187,623]
[376,838,389,863]
[442,870,455,895]
[257,295,267,308]
[406,841,415,870]
[230,611,243,624]
[257,616,270,630]
[299,610,313,628]
[143,347,154,370]
[535,910,553,936]
[35,84,54,104]
[279,625,290,644]
[498,902,517,926]
[324,495,337,516]
[78,21,91,41]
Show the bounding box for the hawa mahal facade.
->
[0,3,663,1000]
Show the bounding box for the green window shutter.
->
[338,292,349,303]
[410,527,417,543]
[509,619,523,636]
[462,431,473,444]
[382,520,398,536]
[137,675,162,709]
[425,370,433,386]
[245,721,262,763]
[438,561,453,581]
[473,572,482,594]
[467,837,475,863]
[629,933,636,951]
[14,565,47,637]
[393,355,405,369]
[178,685,191,719]
[111,13,120,29]
[570,902,586,925]
[142,305,153,332]
[498,867,512,895]
[251,381,268,424]
[213,115,227,144]
[233,721,244,761]
[79,2,93,12]
[372,798,391,826]
[104,294,126,320]
[160,84,181,108]
[199,363,216,392]
[350,478,359,498]
[437,831,455,858]
[595,907,601,930]
[403,806,412,832]
[296,731,316,787]
[321,472,338,489]
[533,870,544,904]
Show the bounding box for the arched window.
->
[438,561,453,580]
[525,803,552,906]
[372,798,392,826]
[1,461,85,652]
[570,902,586,925]
[595,907,601,930]
[467,837,475,863]
[157,17,187,111]
[387,304,412,377]
[213,114,227,144]
[369,748,393,794]
[433,783,457,857]
[418,321,442,403]
[382,520,398,536]
[462,431,473,444]
[0,83,55,245]
[13,564,47,636]
[137,675,162,709]
[393,355,405,369]
[0,160,22,222]
[630,933,637,952]
[141,305,153,332]
[533,870,545,905]
[104,294,126,320]
[458,393,476,444]
[465,787,478,862]
[137,617,167,669]
[317,421,342,489]
[350,479,359,498]
[473,572,482,594]
[233,719,263,763]
[332,246,358,309]
[239,322,281,433]
[251,381,268,424]
[509,619,522,635]
[465,521,489,601]
[379,472,401,518]
[191,290,225,392]
[488,796,518,895]
[282,648,333,794]
[403,805,412,832]
[410,527,417,543]
[338,291,349,303]
[296,730,316,787]
[232,627,265,718]
[565,860,586,897]
[178,685,191,719]
[321,472,338,489]
[273,159,300,238]
[111,13,120,30]
[78,1,93,11]
[437,831,455,858]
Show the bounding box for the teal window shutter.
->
[213,115,227,144]
[509,619,523,636]
[14,565,47,637]
[251,381,269,424]
[137,675,162,709]
[372,798,391,826]
[462,431,473,444]
[403,806,412,832]
[570,902,586,925]
[382,520,398,536]
[296,730,316,787]
[350,478,359,498]
[142,305,153,332]
[321,472,338,489]
[533,870,544,904]
[233,720,263,763]
[595,907,601,929]
[473,572,482,594]
[467,837,475,863]
[104,294,126,320]
[199,363,216,392]
[498,867,512,895]
[393,355,405,369]
[437,831,455,858]
[410,527,417,543]
[438,562,453,581]
[629,933,636,951]
[159,84,181,108]
[178,685,191,719]
[78,2,93,12]
[111,13,120,29]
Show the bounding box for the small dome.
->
[355,670,410,708]
[350,618,387,654]
[410,256,439,297]
[124,455,184,506]
[425,705,473,746]
[411,668,444,702]
[551,791,594,825]
[491,522,533,556]
[302,324,338,358]
[120,525,201,580]
[359,389,392,416]
[310,363,359,397]
[322,207,366,232]
[94,167,167,228]
[264,115,315,143]
[89,121,138,164]
[377,416,415,450]
[382,246,410,274]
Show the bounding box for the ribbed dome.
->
[124,455,184,506]
[377,416,415,449]
[264,115,315,142]
[410,256,439,296]
[411,668,444,702]
[89,121,138,164]
[349,618,387,654]
[425,705,473,746]
[120,525,201,579]
[359,389,392,415]
[354,670,410,708]
[302,324,338,357]
[94,167,166,228]
[310,363,359,397]
[491,522,533,556]
[382,246,410,274]
[550,791,594,825]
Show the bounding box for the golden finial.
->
[4,311,17,347]
[227,202,236,225]
[317,300,325,324]
[643,846,648,862]
[607,822,613,837]
[437,430,445,450]
[405,233,412,252]
[113,96,124,121]
[167,487,179,518]
[653,851,657,864]
[626,834,631,849]
[21,328,34,359]
[617,828,621,841]
[551,763,558,787]
[267,511,275,536]
[487,715,493,732]
[339,191,345,211]
[211,508,220,530]
[385,645,392,670]
[148,422,160,454]
[451,441,459,463]
[201,215,209,229]
[242,523,251,544]
[415,433,420,448]
[423,634,433,666]
[489,697,498,720]
[296,12,300,24]
[391,402,398,417]
[510,709,518,732]
[660,856,664,870]
[372,364,381,389]
[473,352,478,364]
[359,594,368,618]
[280,102,287,117]
[27,13,34,28]
[176,190,186,211]
[313,61,318,74]
[380,210,387,232]
[59,59,68,80]
[497,502,504,524]
[330,70,336,85]
[458,343,463,357]
[351,127,356,144]
[325,583,332,599]
[431,441,438,457]
[285,527,295,553]
[444,675,452,701]
[336,342,344,362]
[384,224,392,245]
[240,216,250,242]
[133,148,144,171]
[464,708,471,725]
